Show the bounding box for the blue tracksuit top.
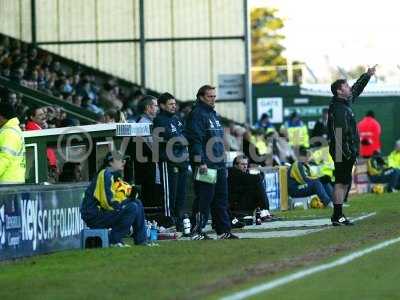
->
[153,109,188,163]
[184,100,225,168]
[80,168,123,218]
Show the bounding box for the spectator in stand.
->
[388,140,400,169]
[254,113,275,133]
[0,101,25,184]
[25,107,47,130]
[122,87,145,122]
[0,36,138,119]
[80,151,147,247]
[357,110,382,158]
[367,151,400,192]
[59,162,82,183]
[72,94,82,107]
[25,107,58,179]
[82,96,103,115]
[104,109,118,123]
[287,146,333,207]
[228,155,272,220]
[99,81,123,111]
[311,108,329,139]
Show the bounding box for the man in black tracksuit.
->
[328,65,376,226]
[153,93,189,231]
[185,85,237,240]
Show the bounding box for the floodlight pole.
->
[31,0,37,46]
[139,0,146,88]
[243,0,253,125]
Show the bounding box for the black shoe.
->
[191,232,214,240]
[218,232,239,239]
[231,217,246,228]
[331,215,354,226]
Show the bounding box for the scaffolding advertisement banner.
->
[0,184,87,261]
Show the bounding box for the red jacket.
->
[25,120,57,168]
[357,116,381,158]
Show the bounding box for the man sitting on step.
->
[287,146,333,207]
[228,155,272,221]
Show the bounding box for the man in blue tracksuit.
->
[153,92,189,231]
[80,151,146,247]
[185,85,238,240]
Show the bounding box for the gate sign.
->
[0,183,88,261]
[218,74,245,100]
[257,97,283,123]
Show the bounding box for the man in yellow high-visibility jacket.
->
[0,101,25,184]
[388,140,400,170]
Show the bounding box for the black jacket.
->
[228,167,268,212]
[184,100,225,168]
[327,73,371,160]
[153,109,188,164]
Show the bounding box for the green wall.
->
[252,83,400,155]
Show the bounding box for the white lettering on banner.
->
[8,235,20,247]
[0,205,5,245]
[20,200,84,251]
[42,210,47,240]
[5,215,21,229]
[38,209,42,241]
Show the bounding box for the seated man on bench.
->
[288,146,333,207]
[228,155,272,220]
[367,151,400,193]
[80,151,147,247]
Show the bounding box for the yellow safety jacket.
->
[0,118,25,184]
[310,146,335,179]
[282,123,310,148]
[388,150,400,169]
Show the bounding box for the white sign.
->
[294,98,309,104]
[115,123,151,136]
[218,74,245,100]
[257,97,283,123]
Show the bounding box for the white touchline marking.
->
[221,213,397,300]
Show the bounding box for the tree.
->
[251,7,302,84]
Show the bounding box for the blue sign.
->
[262,168,281,211]
[0,183,88,261]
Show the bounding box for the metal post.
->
[243,0,253,125]
[31,0,37,45]
[139,0,146,88]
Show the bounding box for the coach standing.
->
[185,85,238,240]
[153,93,189,231]
[328,65,376,226]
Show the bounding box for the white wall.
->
[0,0,246,122]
